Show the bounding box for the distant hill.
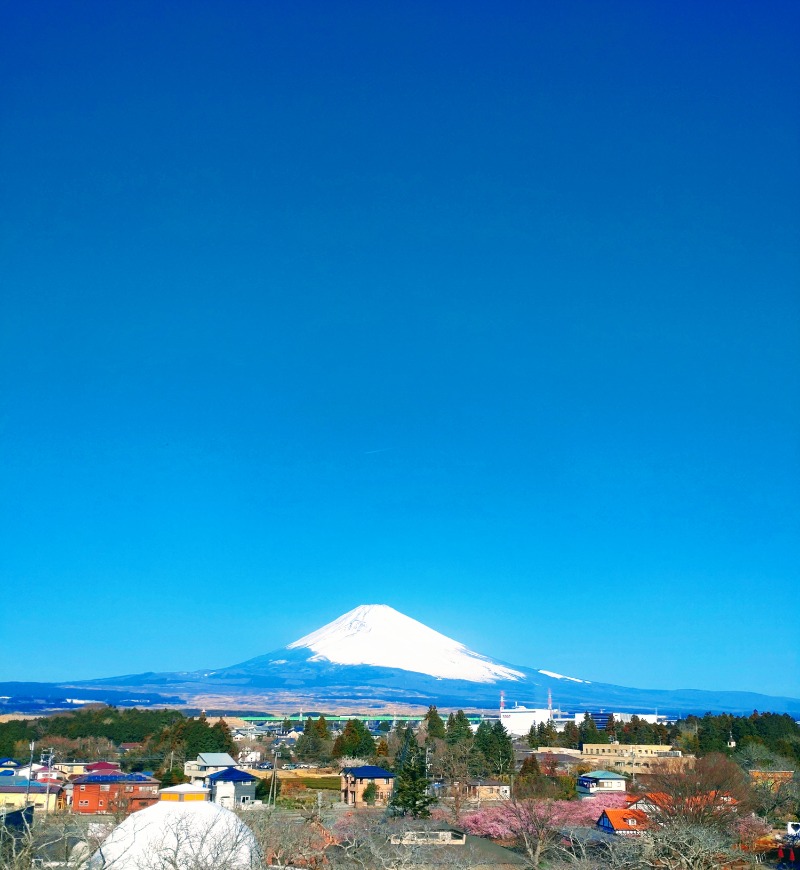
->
[6,605,800,716]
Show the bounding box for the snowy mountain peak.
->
[286,604,524,684]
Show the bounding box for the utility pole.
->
[40,748,55,815]
[23,741,35,808]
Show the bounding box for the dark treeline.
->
[528,710,800,766]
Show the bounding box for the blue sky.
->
[2,1,798,700]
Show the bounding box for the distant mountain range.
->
[3,605,799,716]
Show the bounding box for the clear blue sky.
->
[2,1,798,700]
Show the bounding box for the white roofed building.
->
[87,800,259,869]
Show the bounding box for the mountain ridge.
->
[5,604,799,716]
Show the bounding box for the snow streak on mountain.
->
[286,604,525,683]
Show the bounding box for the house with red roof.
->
[597,808,650,836]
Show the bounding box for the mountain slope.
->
[22,604,800,716]
[232,604,524,683]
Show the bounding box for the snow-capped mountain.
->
[15,603,799,717]
[285,604,524,683]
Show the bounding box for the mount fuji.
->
[5,604,799,716]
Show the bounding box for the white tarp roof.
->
[88,800,259,869]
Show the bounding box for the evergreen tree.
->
[526,722,539,749]
[296,718,323,761]
[362,781,378,805]
[518,754,541,777]
[560,721,580,750]
[314,715,330,740]
[391,744,434,818]
[211,719,237,755]
[424,706,446,740]
[445,710,473,745]
[394,724,419,771]
[474,721,514,775]
[332,719,375,759]
[578,712,605,747]
[538,720,558,747]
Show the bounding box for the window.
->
[98,801,104,807]
[100,785,110,791]
[79,800,89,807]
[125,786,134,792]
[79,785,86,791]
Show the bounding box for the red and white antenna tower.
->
[547,689,553,719]
[500,691,505,711]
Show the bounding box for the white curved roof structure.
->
[88,800,260,869]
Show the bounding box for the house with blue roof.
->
[205,766,257,808]
[340,765,395,808]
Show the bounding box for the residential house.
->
[463,779,511,802]
[54,761,89,777]
[85,761,121,773]
[577,770,628,796]
[533,750,584,774]
[238,748,262,766]
[184,752,238,784]
[340,765,395,807]
[0,778,64,813]
[597,808,650,836]
[205,767,257,808]
[71,772,159,815]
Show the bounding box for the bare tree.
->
[329,814,484,870]
[643,753,751,832]
[430,739,473,823]
[236,807,328,868]
[0,812,107,870]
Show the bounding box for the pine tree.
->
[445,710,473,745]
[394,724,419,771]
[538,720,558,747]
[332,719,375,760]
[474,721,513,775]
[526,722,539,749]
[390,745,434,818]
[424,705,446,740]
[519,754,541,777]
[561,721,580,749]
[577,712,606,747]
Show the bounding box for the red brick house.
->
[71,772,159,815]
